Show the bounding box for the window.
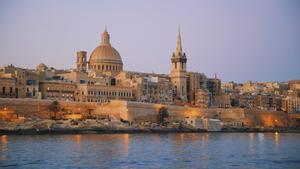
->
[2,87,5,94]
[175,62,177,69]
[111,78,116,86]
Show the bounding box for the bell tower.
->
[171,29,187,101]
[76,51,87,72]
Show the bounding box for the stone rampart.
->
[0,98,299,128]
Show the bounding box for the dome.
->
[88,29,123,76]
[89,45,123,64]
[36,63,47,71]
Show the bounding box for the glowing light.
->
[74,135,81,143]
[274,132,279,146]
[65,114,83,120]
[1,135,7,141]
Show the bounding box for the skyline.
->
[0,0,300,82]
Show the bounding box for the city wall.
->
[0,98,299,128]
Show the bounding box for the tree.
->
[49,100,59,120]
[87,108,93,119]
[158,107,169,124]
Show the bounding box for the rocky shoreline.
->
[1,118,299,135]
[1,128,300,135]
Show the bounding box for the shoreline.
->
[1,128,300,135]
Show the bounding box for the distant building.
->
[206,77,221,105]
[282,95,300,113]
[0,78,18,98]
[39,81,76,101]
[186,72,207,105]
[194,88,210,108]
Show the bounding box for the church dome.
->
[89,45,122,64]
[88,29,123,76]
[36,63,47,71]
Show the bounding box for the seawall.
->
[0,98,300,128]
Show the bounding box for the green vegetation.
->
[49,100,59,120]
[158,107,169,124]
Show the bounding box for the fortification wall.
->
[245,110,290,128]
[0,98,98,119]
[125,102,205,122]
[0,98,299,128]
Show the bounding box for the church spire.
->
[176,27,182,56]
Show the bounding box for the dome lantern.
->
[101,28,111,46]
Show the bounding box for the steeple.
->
[101,28,111,46]
[176,28,182,56]
[170,28,187,102]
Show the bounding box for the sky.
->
[0,0,299,82]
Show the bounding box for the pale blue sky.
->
[0,0,299,82]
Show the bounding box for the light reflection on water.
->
[0,133,300,169]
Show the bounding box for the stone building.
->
[39,81,76,101]
[282,96,300,113]
[194,88,210,108]
[0,78,18,98]
[0,64,28,98]
[186,72,207,105]
[288,80,300,91]
[116,71,173,104]
[75,83,134,103]
[252,94,279,111]
[239,93,254,108]
[214,93,231,108]
[207,77,221,105]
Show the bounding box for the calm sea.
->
[0,133,300,169]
